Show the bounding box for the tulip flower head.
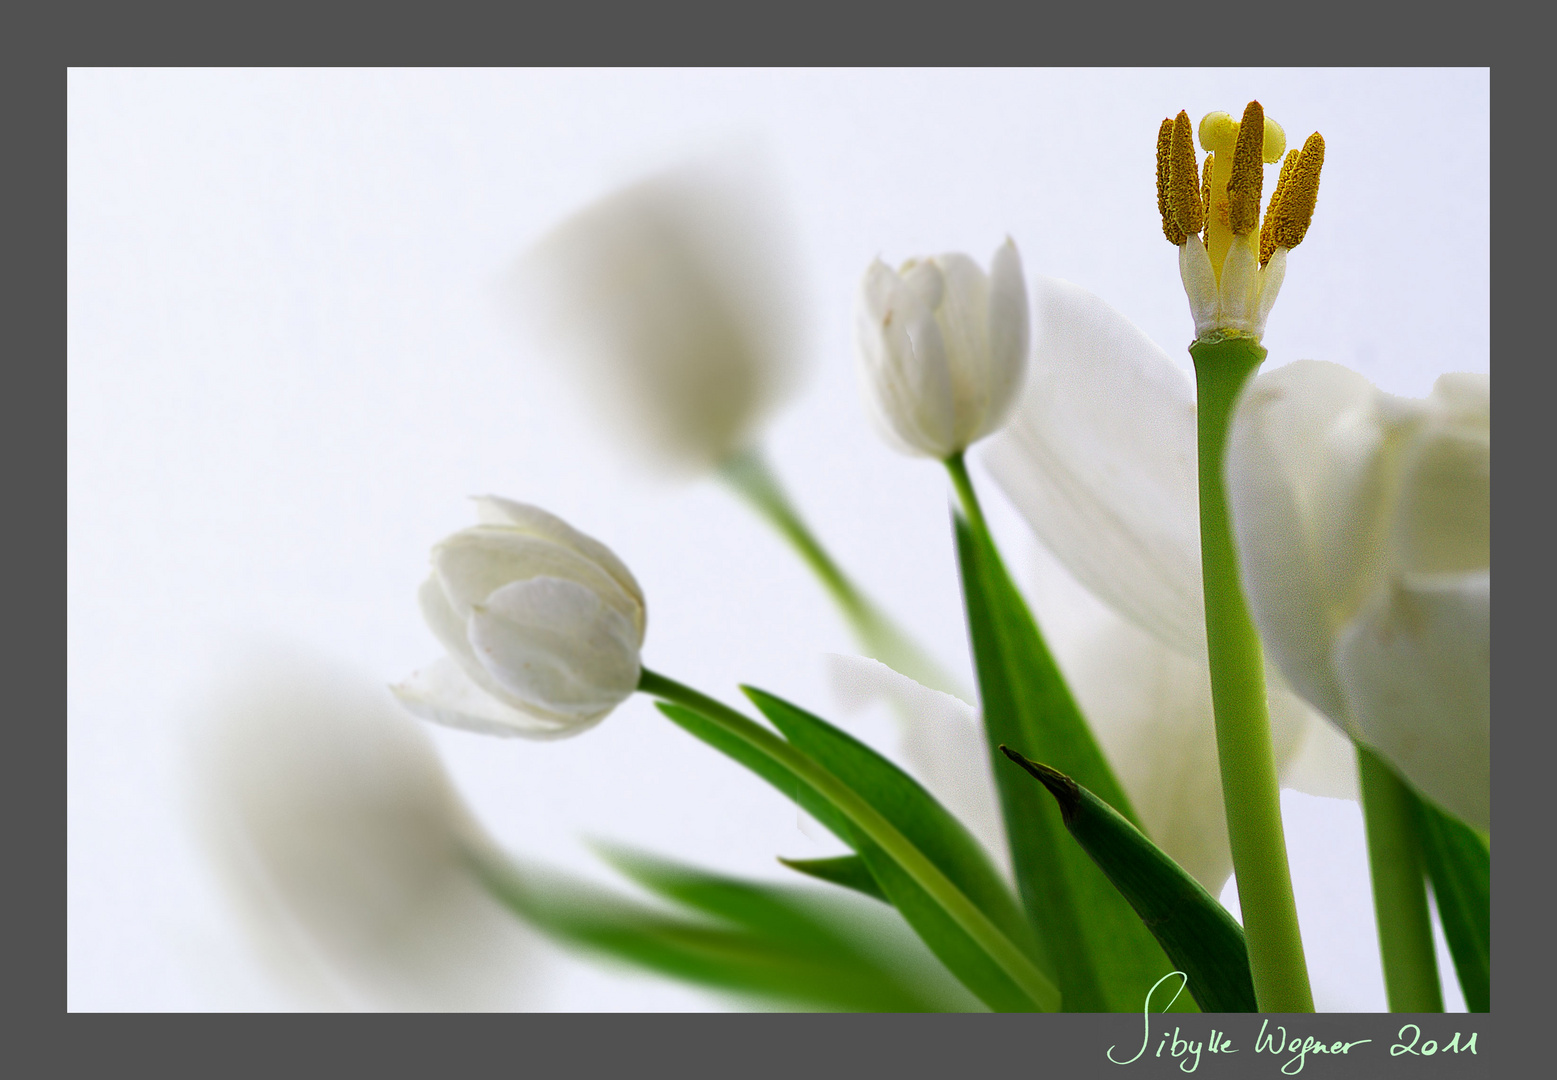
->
[1157,102,1324,342]
[855,239,1030,459]
[394,498,645,739]
[519,160,805,474]
[1227,363,1490,828]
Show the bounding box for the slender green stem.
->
[719,447,964,698]
[1358,744,1444,1012]
[637,666,1061,1012]
[944,452,989,536]
[1190,333,1313,1012]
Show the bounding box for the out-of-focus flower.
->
[1227,362,1490,828]
[1156,103,1323,341]
[188,648,536,1011]
[965,276,1360,891]
[518,158,805,473]
[854,240,1030,459]
[393,497,645,739]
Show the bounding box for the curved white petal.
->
[856,260,958,456]
[1388,409,1490,577]
[416,574,528,713]
[824,654,1006,874]
[392,656,581,739]
[469,577,641,723]
[472,496,645,612]
[1334,572,1489,829]
[1225,361,1396,731]
[433,527,642,631]
[927,253,992,441]
[982,276,1207,657]
[981,238,1031,440]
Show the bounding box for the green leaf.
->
[1416,796,1490,1012]
[954,513,1193,1012]
[779,855,888,903]
[471,844,978,1012]
[744,686,1047,974]
[1000,747,1256,1012]
[656,698,1058,1011]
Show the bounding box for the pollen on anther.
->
[1275,132,1324,251]
[1167,110,1204,238]
[1226,101,1266,235]
[1260,150,1300,266]
[1157,118,1185,245]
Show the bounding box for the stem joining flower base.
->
[1190,333,1314,1012]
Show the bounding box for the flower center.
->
[1156,101,1325,282]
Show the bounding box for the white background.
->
[68,68,1488,1011]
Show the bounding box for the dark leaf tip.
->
[998,745,1081,824]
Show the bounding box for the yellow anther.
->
[1275,132,1324,250]
[1226,101,1266,235]
[1200,154,1213,242]
[1157,118,1184,245]
[1168,110,1204,238]
[1260,150,1301,266]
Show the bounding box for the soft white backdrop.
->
[67,68,1488,1011]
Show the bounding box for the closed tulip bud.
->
[393,497,646,739]
[1226,362,1490,828]
[855,239,1030,459]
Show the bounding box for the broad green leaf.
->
[955,513,1193,1012]
[745,687,1048,975]
[1416,796,1490,1012]
[1000,746,1256,1012]
[471,844,976,1012]
[656,699,1057,1011]
[779,855,888,903]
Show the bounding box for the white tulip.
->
[1227,362,1490,828]
[189,648,537,1011]
[971,276,1360,892]
[855,240,1030,459]
[393,497,645,739]
[518,159,805,473]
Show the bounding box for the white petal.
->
[856,260,957,457]
[433,527,643,634]
[982,276,1207,657]
[392,656,580,739]
[825,653,1007,874]
[1334,572,1489,829]
[1225,361,1396,730]
[471,496,645,611]
[927,253,992,443]
[1388,408,1489,576]
[978,238,1031,443]
[416,574,527,713]
[1275,694,1361,801]
[1178,239,1219,338]
[468,577,641,724]
[1251,247,1287,338]
[1216,241,1261,333]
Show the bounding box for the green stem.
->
[944,452,989,537]
[719,447,964,698]
[1358,744,1444,1012]
[1189,333,1313,1012]
[636,666,1061,1012]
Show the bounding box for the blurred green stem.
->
[1190,333,1313,1012]
[637,666,1060,1011]
[719,447,964,697]
[1358,744,1444,1012]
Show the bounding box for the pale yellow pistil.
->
[1156,101,1325,341]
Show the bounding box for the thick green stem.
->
[636,666,1060,1011]
[719,447,964,698]
[1358,744,1444,1012]
[1190,334,1313,1012]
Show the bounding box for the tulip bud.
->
[854,239,1030,459]
[393,498,646,739]
[1226,362,1489,828]
[517,159,805,474]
